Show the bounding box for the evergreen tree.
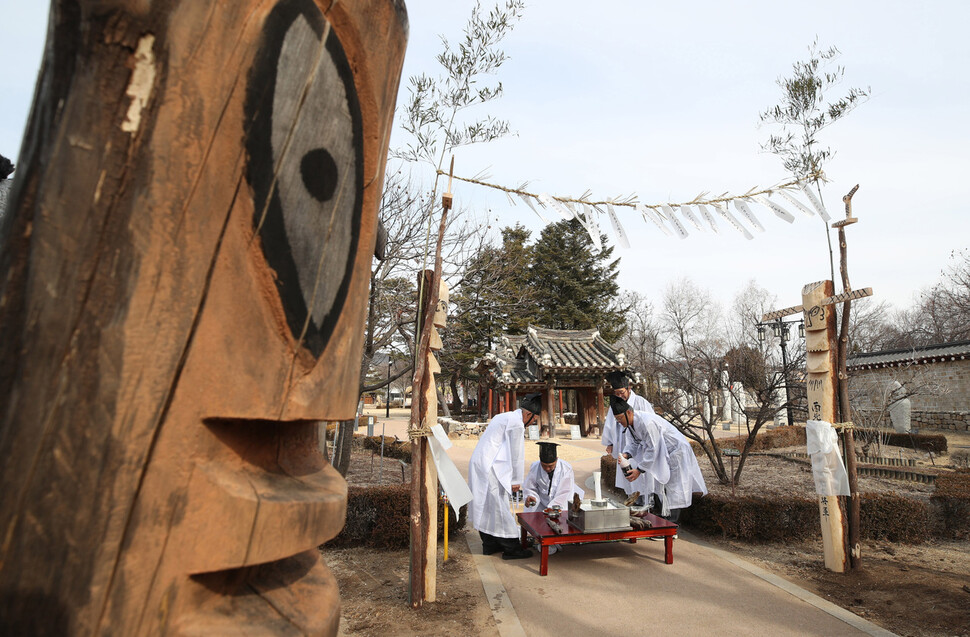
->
[528,219,625,341]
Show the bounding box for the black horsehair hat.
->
[537,441,559,463]
[519,392,542,415]
[606,370,630,389]
[609,395,632,415]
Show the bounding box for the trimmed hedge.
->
[362,435,413,463]
[931,469,970,539]
[855,429,948,454]
[680,492,933,543]
[326,483,468,549]
[689,425,807,457]
[680,494,820,542]
[859,492,929,543]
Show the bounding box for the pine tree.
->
[528,219,625,341]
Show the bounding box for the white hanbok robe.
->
[624,411,708,511]
[522,459,584,513]
[468,409,526,538]
[602,390,655,458]
[608,393,657,498]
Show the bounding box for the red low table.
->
[517,511,678,576]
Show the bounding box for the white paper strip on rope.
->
[711,203,754,240]
[776,189,816,218]
[798,182,831,221]
[606,202,631,248]
[636,203,673,236]
[753,195,795,224]
[734,199,766,232]
[517,192,549,223]
[538,193,574,221]
[680,205,705,232]
[581,204,603,252]
[696,204,719,233]
[429,424,473,513]
[660,204,690,239]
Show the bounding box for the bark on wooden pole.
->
[835,184,862,570]
[802,280,849,573]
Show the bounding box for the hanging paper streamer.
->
[798,182,831,221]
[606,203,631,249]
[776,189,816,218]
[679,205,705,232]
[753,195,795,224]
[660,204,690,239]
[805,420,851,496]
[734,199,765,232]
[696,204,720,233]
[538,193,575,221]
[636,203,673,237]
[711,203,754,240]
[518,192,549,223]
[580,204,603,251]
[563,201,581,219]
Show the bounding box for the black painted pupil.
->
[300,148,338,202]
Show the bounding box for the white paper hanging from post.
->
[776,189,816,217]
[429,424,473,513]
[711,203,754,240]
[606,203,631,248]
[636,203,672,236]
[660,204,690,239]
[582,205,603,251]
[680,205,705,232]
[518,193,549,223]
[538,193,574,221]
[734,199,766,232]
[696,204,719,233]
[805,420,851,496]
[753,195,795,223]
[798,182,831,221]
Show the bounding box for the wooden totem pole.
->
[0,1,407,634]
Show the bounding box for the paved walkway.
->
[359,409,895,636]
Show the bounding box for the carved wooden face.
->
[245,0,364,358]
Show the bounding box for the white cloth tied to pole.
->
[429,424,473,514]
[805,420,851,496]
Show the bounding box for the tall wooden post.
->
[545,381,557,438]
[834,185,862,569]
[802,280,849,573]
[0,1,406,633]
[408,158,453,608]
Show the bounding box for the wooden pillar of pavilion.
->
[596,380,606,428]
[545,381,556,439]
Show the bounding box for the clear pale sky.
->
[2,1,968,314]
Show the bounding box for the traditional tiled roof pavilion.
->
[474,326,631,438]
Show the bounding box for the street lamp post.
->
[386,358,392,419]
[757,317,804,426]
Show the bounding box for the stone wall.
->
[853,408,970,432]
[849,357,969,420]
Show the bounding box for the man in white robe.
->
[522,442,584,513]
[611,396,707,523]
[602,371,655,507]
[522,441,583,555]
[468,393,540,559]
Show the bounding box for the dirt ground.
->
[695,435,970,637]
[324,436,970,637]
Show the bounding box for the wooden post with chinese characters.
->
[802,280,849,573]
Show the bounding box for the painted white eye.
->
[246,0,363,358]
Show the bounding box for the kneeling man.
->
[523,441,583,554]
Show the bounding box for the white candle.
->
[593,470,602,501]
